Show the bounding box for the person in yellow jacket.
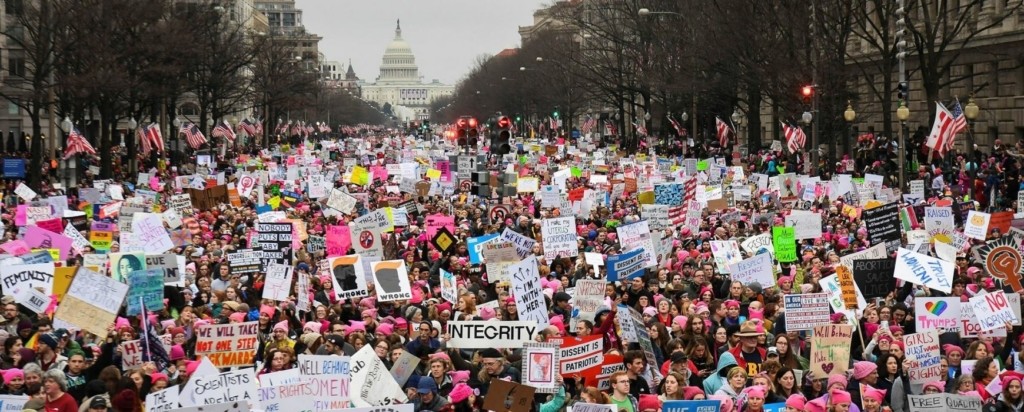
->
[264,320,294,360]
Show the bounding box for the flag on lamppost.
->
[782,122,807,154]
[715,117,732,147]
[181,122,207,150]
[211,120,236,142]
[63,128,96,160]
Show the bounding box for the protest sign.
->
[169,193,194,216]
[894,247,954,293]
[257,369,300,388]
[227,249,261,274]
[709,240,743,275]
[263,263,294,302]
[970,291,1019,331]
[350,220,384,262]
[110,252,146,283]
[810,324,853,377]
[132,213,174,254]
[572,403,615,412]
[145,387,179,412]
[446,321,538,348]
[663,400,722,412]
[521,342,559,393]
[772,227,796,262]
[483,241,518,284]
[914,297,961,331]
[348,345,408,407]
[388,351,420,387]
[904,330,942,385]
[467,233,498,264]
[325,225,352,256]
[605,248,647,282]
[53,268,127,338]
[570,280,606,332]
[836,266,858,310]
[0,263,54,297]
[852,258,896,299]
[508,256,548,327]
[371,260,412,302]
[296,354,351,410]
[179,368,259,408]
[965,210,992,240]
[195,321,260,368]
[541,216,578,260]
[741,233,775,260]
[0,395,30,412]
[120,339,145,369]
[126,269,164,315]
[557,335,603,376]
[617,220,657,267]
[500,228,536,259]
[923,207,955,233]
[907,393,983,412]
[482,380,535,412]
[729,253,775,287]
[257,382,316,412]
[146,254,183,286]
[864,202,902,252]
[440,268,457,304]
[24,226,72,260]
[785,210,823,239]
[256,222,293,268]
[14,287,50,314]
[329,255,369,299]
[977,236,1024,293]
[783,293,831,331]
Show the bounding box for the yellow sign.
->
[426,169,441,180]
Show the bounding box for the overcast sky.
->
[297,0,550,86]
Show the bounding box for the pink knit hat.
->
[851,361,877,380]
[785,394,807,409]
[862,386,886,403]
[376,323,394,335]
[448,382,474,403]
[831,390,852,405]
[228,312,246,323]
[827,374,848,390]
[273,321,289,332]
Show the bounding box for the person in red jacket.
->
[727,320,767,376]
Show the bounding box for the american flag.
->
[62,127,96,159]
[254,119,264,136]
[716,117,732,147]
[926,102,958,155]
[548,117,558,131]
[607,122,618,136]
[581,115,598,134]
[275,120,287,135]
[144,123,164,153]
[317,122,328,133]
[180,122,207,149]
[633,121,648,137]
[137,126,152,155]
[239,119,258,137]
[211,120,236,142]
[667,114,685,136]
[944,99,968,152]
[782,122,807,154]
[290,121,302,136]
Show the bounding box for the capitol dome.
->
[377,19,420,84]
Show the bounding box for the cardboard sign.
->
[296,354,351,410]
[195,322,260,368]
[904,330,942,385]
[810,324,853,378]
[914,297,961,331]
[482,379,535,412]
[262,263,294,302]
[53,268,127,338]
[329,255,369,300]
[348,345,407,407]
[969,291,1019,331]
[446,321,538,348]
[835,265,859,309]
[541,216,578,260]
[783,293,832,331]
[894,247,954,293]
[852,258,896,299]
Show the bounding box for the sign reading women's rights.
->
[195,321,260,368]
[894,247,954,293]
[542,216,579,260]
[810,324,853,378]
[904,330,942,385]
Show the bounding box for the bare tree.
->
[251,32,320,146]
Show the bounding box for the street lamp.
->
[128,117,137,130]
[60,116,74,187]
[896,101,910,189]
[60,117,72,133]
[638,8,682,16]
[801,111,813,125]
[964,94,979,153]
[844,101,856,159]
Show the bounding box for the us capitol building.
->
[361,20,454,121]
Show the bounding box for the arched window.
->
[179,103,199,116]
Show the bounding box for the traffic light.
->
[515,114,522,122]
[456,117,478,147]
[456,128,467,146]
[801,85,813,102]
[553,107,560,119]
[897,82,908,101]
[491,116,512,155]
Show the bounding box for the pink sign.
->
[326,225,351,257]
[24,226,73,259]
[0,240,31,256]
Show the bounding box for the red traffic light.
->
[468,118,478,128]
[497,116,510,129]
[801,86,813,97]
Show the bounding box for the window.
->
[8,101,18,115]
[180,103,199,116]
[990,61,1000,93]
[8,56,25,78]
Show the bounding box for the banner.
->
[852,258,896,299]
[894,247,954,293]
[126,269,164,315]
[864,202,902,252]
[348,345,407,407]
[904,330,942,385]
[445,321,538,348]
[195,321,259,368]
[605,248,647,282]
[969,291,1019,331]
[783,293,831,331]
[541,217,578,260]
[915,297,961,331]
[296,354,351,410]
[810,324,853,377]
[371,260,412,302]
[329,255,369,299]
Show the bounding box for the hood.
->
[716,351,738,376]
